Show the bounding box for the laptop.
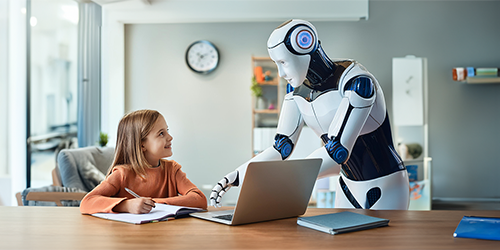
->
[191,158,322,225]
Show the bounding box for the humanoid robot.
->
[211,19,410,210]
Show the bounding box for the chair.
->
[18,146,115,206]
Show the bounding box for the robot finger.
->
[212,182,224,193]
[218,177,230,187]
[210,194,220,207]
[223,185,232,192]
[210,188,221,207]
[210,190,219,199]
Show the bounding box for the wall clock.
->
[185,40,220,74]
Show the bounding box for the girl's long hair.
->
[106,109,160,179]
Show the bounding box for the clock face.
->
[185,40,219,74]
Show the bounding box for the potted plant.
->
[251,76,265,109]
[99,132,108,147]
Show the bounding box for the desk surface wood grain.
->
[1,206,499,250]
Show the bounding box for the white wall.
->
[0,0,10,206]
[7,0,27,206]
[0,0,8,178]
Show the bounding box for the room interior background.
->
[124,1,500,204]
[1,0,499,206]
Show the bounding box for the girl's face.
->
[142,114,173,166]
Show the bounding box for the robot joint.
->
[325,137,348,164]
[345,76,374,98]
[273,134,294,160]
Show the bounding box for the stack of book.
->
[452,67,500,84]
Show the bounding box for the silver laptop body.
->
[191,158,322,225]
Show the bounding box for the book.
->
[453,216,500,241]
[297,211,389,235]
[91,203,205,225]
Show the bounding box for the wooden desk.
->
[1,206,499,250]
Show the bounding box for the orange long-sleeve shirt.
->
[80,159,207,214]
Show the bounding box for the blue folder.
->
[453,216,500,241]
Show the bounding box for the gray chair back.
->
[57,146,115,192]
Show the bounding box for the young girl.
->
[80,109,207,214]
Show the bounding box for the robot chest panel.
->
[294,91,343,134]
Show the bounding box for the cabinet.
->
[251,57,285,156]
[392,55,432,210]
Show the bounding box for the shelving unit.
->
[251,56,285,156]
[464,77,500,84]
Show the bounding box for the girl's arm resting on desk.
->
[155,187,207,209]
[79,169,127,214]
[154,166,208,209]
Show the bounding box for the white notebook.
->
[91,203,204,224]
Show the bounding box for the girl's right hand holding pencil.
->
[113,198,156,214]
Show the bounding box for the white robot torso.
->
[286,60,386,138]
[211,19,409,210]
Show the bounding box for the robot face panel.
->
[268,43,310,88]
[267,19,319,88]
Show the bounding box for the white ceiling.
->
[89,0,369,23]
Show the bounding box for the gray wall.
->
[125,0,500,202]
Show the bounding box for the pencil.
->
[125,187,156,208]
[124,187,141,198]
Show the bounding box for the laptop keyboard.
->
[213,214,233,221]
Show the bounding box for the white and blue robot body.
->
[288,62,409,210]
[211,19,409,209]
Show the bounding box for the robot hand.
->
[210,170,240,207]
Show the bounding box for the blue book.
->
[453,216,500,241]
[297,211,389,235]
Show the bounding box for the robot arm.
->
[210,93,304,206]
[326,76,376,164]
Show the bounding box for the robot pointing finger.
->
[211,19,410,210]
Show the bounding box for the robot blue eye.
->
[296,30,313,49]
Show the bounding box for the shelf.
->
[257,80,279,86]
[253,109,279,114]
[252,56,274,61]
[251,56,282,156]
[464,77,500,84]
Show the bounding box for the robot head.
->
[267,19,318,88]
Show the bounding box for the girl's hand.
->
[114,198,156,214]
